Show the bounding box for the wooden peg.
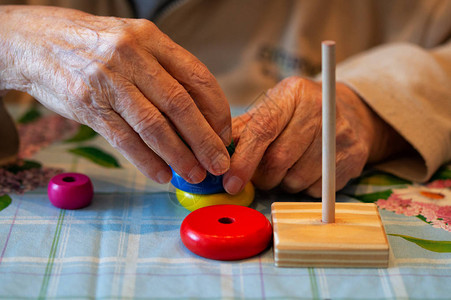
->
[322,40,336,223]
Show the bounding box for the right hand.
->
[0,5,232,184]
[224,77,407,196]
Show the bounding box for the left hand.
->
[223,76,406,197]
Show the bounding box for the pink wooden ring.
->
[48,173,93,209]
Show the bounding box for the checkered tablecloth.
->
[1,103,450,299]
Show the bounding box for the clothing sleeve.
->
[336,41,451,182]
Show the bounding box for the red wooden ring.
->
[180,204,273,260]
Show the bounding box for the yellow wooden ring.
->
[176,182,255,212]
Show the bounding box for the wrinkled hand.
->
[0,5,231,184]
[223,77,405,197]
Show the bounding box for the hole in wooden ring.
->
[218,217,235,224]
[62,176,76,182]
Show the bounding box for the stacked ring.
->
[180,204,273,260]
[176,182,255,211]
[170,140,235,195]
[170,168,225,194]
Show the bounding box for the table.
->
[1,102,450,299]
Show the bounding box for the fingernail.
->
[188,164,206,184]
[224,176,243,195]
[211,152,230,175]
[157,170,171,184]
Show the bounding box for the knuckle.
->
[247,111,279,142]
[252,170,280,191]
[114,31,136,53]
[133,18,157,32]
[337,149,367,179]
[336,122,369,179]
[273,76,321,108]
[107,31,139,59]
[281,172,311,193]
[282,76,305,87]
[132,110,168,147]
[193,134,221,162]
[109,132,135,151]
[306,185,322,198]
[188,61,213,87]
[171,158,201,181]
[281,177,302,193]
[336,118,356,142]
[108,20,156,58]
[156,33,178,54]
[279,76,314,93]
[164,84,192,115]
[260,147,291,174]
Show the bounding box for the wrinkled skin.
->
[0,5,232,184]
[1,6,407,196]
[224,77,407,197]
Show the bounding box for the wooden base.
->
[272,202,389,268]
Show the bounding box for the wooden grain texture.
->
[272,202,389,268]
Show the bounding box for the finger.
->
[304,144,366,198]
[334,120,368,189]
[280,132,323,193]
[91,109,173,184]
[305,178,322,198]
[129,50,230,176]
[252,92,322,190]
[148,32,231,145]
[284,118,368,195]
[231,113,251,144]
[110,83,207,183]
[223,92,291,195]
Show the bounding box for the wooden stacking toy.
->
[271,41,389,268]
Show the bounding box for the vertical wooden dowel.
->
[322,41,336,223]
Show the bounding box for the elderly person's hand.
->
[0,5,231,184]
[224,77,407,197]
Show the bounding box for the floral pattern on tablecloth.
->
[1,105,120,204]
[376,179,451,232]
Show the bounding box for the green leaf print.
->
[354,173,411,186]
[17,106,42,124]
[0,194,12,212]
[4,160,42,174]
[348,189,393,203]
[64,125,98,143]
[68,146,121,168]
[431,165,451,181]
[390,234,451,253]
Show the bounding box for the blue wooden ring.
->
[170,167,225,194]
[170,140,235,194]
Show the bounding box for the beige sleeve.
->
[336,42,451,182]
